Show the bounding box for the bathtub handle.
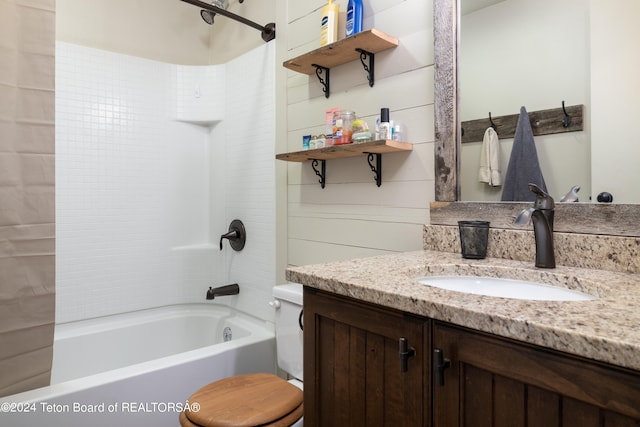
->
[219,230,239,250]
[219,219,246,251]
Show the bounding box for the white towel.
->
[478,127,502,186]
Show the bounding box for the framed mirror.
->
[432,0,640,237]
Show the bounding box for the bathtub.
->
[0,304,276,427]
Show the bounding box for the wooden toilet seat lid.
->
[180,404,303,427]
[184,373,303,427]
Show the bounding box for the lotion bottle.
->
[379,108,391,140]
[345,0,363,37]
[320,0,339,46]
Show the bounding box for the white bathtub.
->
[0,304,276,427]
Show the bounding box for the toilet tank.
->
[272,284,303,381]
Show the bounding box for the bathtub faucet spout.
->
[207,283,240,300]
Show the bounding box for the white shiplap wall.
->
[281,0,435,266]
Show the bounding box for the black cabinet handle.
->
[433,348,451,386]
[399,337,416,373]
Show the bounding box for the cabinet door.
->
[304,287,430,427]
[432,322,640,427]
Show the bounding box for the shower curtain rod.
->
[180,0,276,42]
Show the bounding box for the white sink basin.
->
[417,276,597,301]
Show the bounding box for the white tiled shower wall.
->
[55,42,276,324]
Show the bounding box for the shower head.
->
[182,0,275,42]
[200,0,229,25]
[200,10,215,25]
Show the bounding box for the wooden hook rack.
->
[461,104,584,144]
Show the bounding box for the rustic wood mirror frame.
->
[431,0,640,237]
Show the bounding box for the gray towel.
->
[501,106,547,201]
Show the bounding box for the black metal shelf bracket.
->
[366,153,382,187]
[311,159,326,189]
[312,64,330,98]
[356,48,375,87]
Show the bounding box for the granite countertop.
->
[286,250,640,371]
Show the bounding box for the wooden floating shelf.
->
[461,104,584,144]
[276,139,412,162]
[283,29,399,75]
[276,140,412,188]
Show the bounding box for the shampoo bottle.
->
[345,0,363,37]
[320,0,339,46]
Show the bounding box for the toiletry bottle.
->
[320,0,339,47]
[379,108,391,140]
[392,124,402,141]
[345,0,363,37]
[337,110,355,144]
[334,118,344,144]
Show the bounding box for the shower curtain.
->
[0,0,56,397]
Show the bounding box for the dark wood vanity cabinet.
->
[432,322,640,426]
[303,287,431,427]
[304,288,640,427]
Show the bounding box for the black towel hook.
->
[489,112,497,131]
[562,101,571,128]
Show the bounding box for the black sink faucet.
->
[514,183,556,269]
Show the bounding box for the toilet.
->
[180,284,304,427]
